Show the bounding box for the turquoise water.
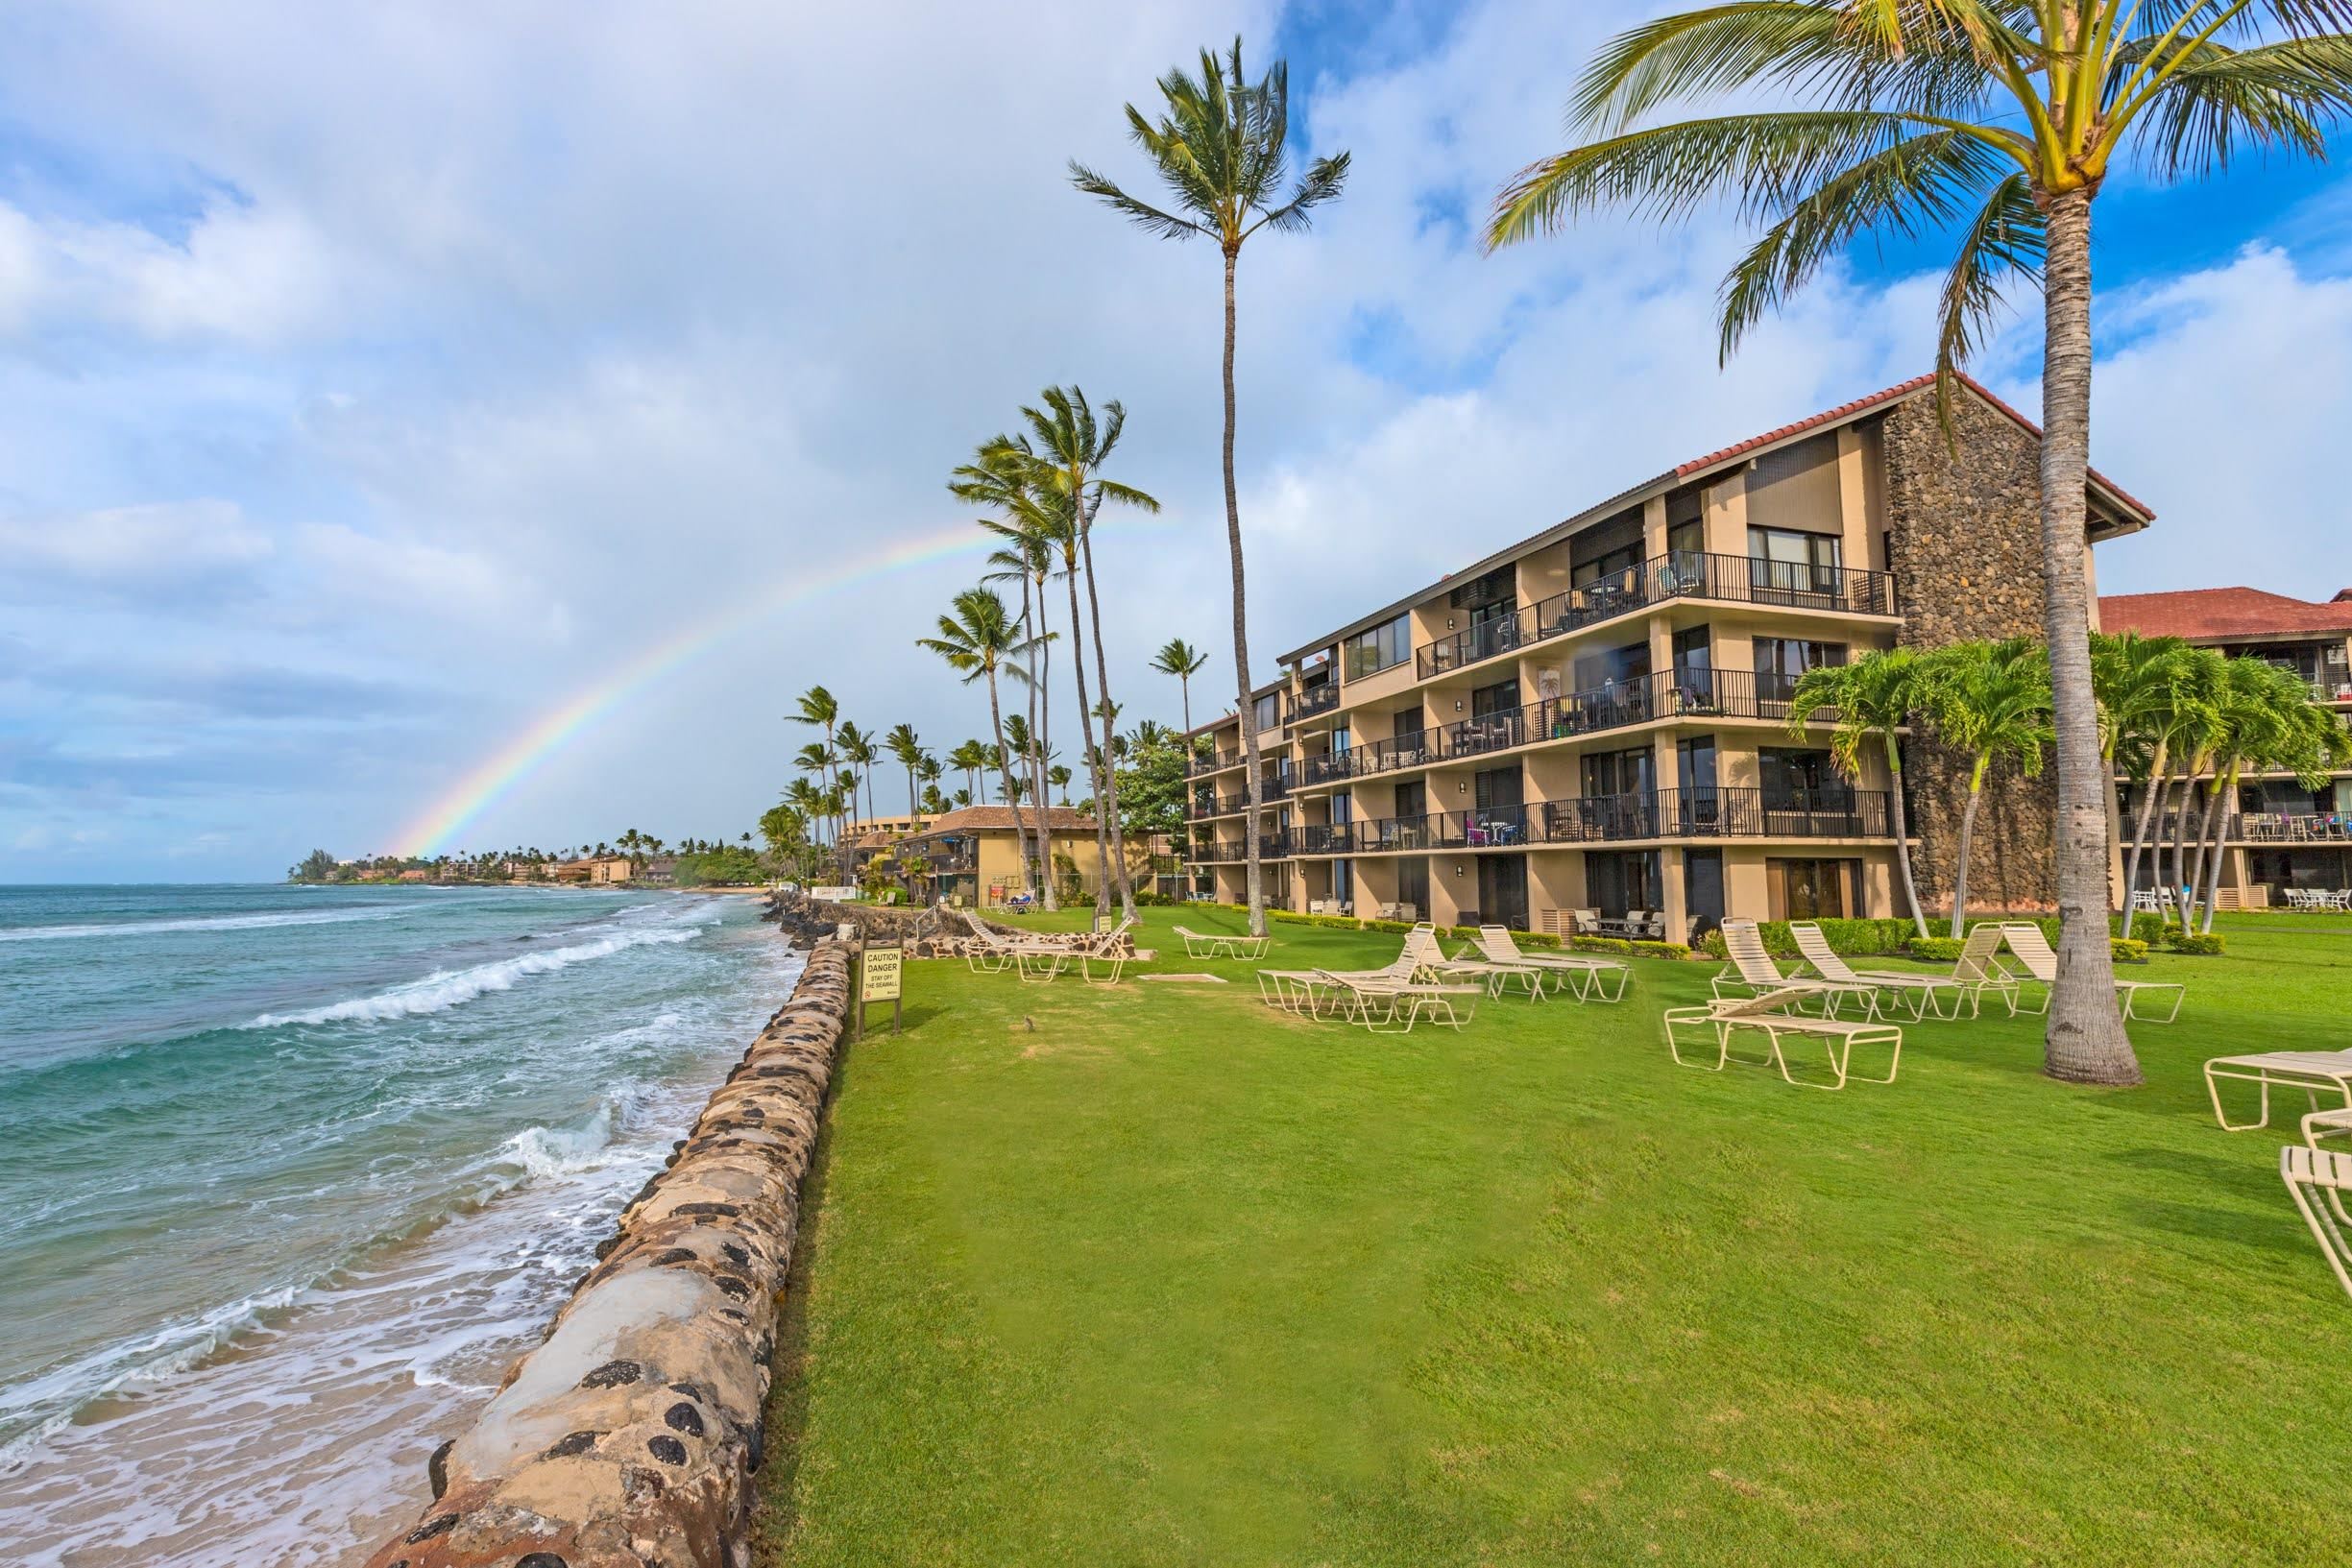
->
[0,882,795,1565]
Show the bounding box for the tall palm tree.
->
[790,686,842,826]
[1075,38,1350,937]
[948,738,989,802]
[2188,658,2346,929]
[919,589,1036,896]
[2094,631,2197,916]
[885,723,926,818]
[1785,649,1931,937]
[1150,638,1210,736]
[1051,762,1074,805]
[1921,638,2054,935]
[1485,5,2352,1080]
[1012,386,1162,923]
[791,741,839,844]
[837,721,879,829]
[956,445,1062,902]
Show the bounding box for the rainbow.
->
[393,519,1007,856]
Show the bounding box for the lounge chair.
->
[2203,1049,2352,1131]
[1711,919,1874,1017]
[2280,1145,2352,1301]
[1259,948,1421,1019]
[1403,926,1545,1000]
[1472,926,1631,1002]
[1075,917,1138,985]
[959,911,1061,974]
[1661,987,1903,1090]
[1788,923,1970,1021]
[1174,923,1270,960]
[1314,967,1482,1032]
[1998,923,2185,1023]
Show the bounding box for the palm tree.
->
[1785,649,1931,937]
[959,453,1062,906]
[2187,659,2347,930]
[919,588,1036,896]
[2094,631,2197,916]
[1485,6,2352,1079]
[792,741,839,843]
[1011,387,1161,923]
[1050,762,1073,805]
[1920,639,2053,936]
[885,723,926,818]
[790,686,842,825]
[1075,38,1349,937]
[837,721,879,828]
[1150,638,1210,736]
[948,739,989,802]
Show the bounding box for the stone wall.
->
[361,939,854,1568]
[1879,390,2060,915]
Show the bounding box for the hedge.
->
[1907,933,2146,963]
[1696,919,1918,959]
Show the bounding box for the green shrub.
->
[1630,939,1692,961]
[1514,930,1563,950]
[1697,918,1916,959]
[2167,929,2226,955]
[2111,937,2150,963]
[1908,936,1963,961]
[1570,935,1635,955]
[2127,912,2167,944]
[1360,918,1413,934]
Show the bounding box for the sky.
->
[6,0,2352,882]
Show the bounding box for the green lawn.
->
[753,908,2352,1566]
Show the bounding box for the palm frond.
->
[1068,160,1209,240]
[2127,34,2352,179]
[1931,171,2043,426]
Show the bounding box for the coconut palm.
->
[791,742,839,843]
[836,721,879,830]
[1075,38,1349,938]
[1486,5,2352,1079]
[948,738,990,802]
[789,686,842,821]
[1051,762,1074,805]
[2094,631,2198,916]
[1784,649,1931,937]
[1150,638,1210,736]
[956,444,1062,903]
[1921,638,2054,935]
[885,723,926,818]
[918,589,1037,896]
[2187,658,2348,929]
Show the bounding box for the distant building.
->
[2101,586,2352,900]
[550,856,634,884]
[398,869,430,882]
[895,806,1113,906]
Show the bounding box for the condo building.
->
[1183,375,2153,941]
[2099,586,2352,900]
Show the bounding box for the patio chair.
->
[1998,922,2186,1023]
[2202,1048,2352,1131]
[1711,919,1873,1017]
[1174,923,1267,960]
[1661,987,1903,1090]
[1788,922,1971,1021]
[1262,945,1423,1019]
[1314,967,1483,1033]
[1472,926,1631,1002]
[960,911,1057,974]
[2280,1146,2352,1302]
[1071,917,1139,985]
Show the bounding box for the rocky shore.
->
[359,939,854,1568]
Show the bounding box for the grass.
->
[752,906,2352,1566]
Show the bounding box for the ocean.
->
[0,881,798,1566]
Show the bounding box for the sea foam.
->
[246,926,701,1028]
[0,907,406,943]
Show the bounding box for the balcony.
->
[1292,789,1895,854]
[1301,752,1353,786]
[1431,669,1809,760]
[1414,551,1900,679]
[1193,832,1292,863]
[1294,682,1341,720]
[1189,772,1292,818]
[1186,746,1245,777]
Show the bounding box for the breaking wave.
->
[246,927,701,1028]
[0,908,406,944]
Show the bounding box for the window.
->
[1572,541,1642,587]
[1685,849,1725,938]
[1397,856,1430,916]
[1473,766,1523,810]
[1759,748,1851,809]
[1749,525,1842,596]
[1755,637,1846,701]
[1394,779,1428,821]
[1470,680,1518,718]
[1252,691,1283,733]
[1582,746,1653,801]
[1344,613,1411,680]
[1667,517,1704,557]
[1768,857,1860,920]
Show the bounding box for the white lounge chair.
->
[1314,967,1482,1032]
[2280,1145,2352,1301]
[1472,926,1631,1002]
[1712,919,1874,1017]
[1788,922,1970,1021]
[2203,1049,2352,1131]
[1661,988,1903,1090]
[1998,922,2185,1023]
[1174,923,1270,960]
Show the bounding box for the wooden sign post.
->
[859,943,903,1038]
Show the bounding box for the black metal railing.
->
[1187,746,1244,777]
[1293,823,1355,856]
[1295,682,1340,719]
[1193,832,1292,863]
[1430,669,1810,760]
[1542,787,1893,842]
[1302,751,1352,785]
[1414,550,1898,678]
[1189,772,1292,817]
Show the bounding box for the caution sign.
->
[861,945,903,1001]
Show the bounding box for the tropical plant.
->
[1920,638,2053,935]
[1050,762,1074,804]
[2094,631,2199,916]
[836,721,879,828]
[955,444,1062,903]
[1485,3,2352,1079]
[885,723,926,818]
[789,686,842,830]
[1784,649,1931,936]
[918,588,1037,895]
[1075,36,1349,937]
[2185,657,2347,929]
[1150,638,1211,736]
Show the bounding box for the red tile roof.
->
[1672,371,2156,522]
[2098,587,2352,641]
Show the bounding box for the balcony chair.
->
[1661,987,1903,1090]
[1471,926,1631,1002]
[1996,923,2185,1023]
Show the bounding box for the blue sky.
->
[6,0,2352,882]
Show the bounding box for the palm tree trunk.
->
[2035,185,2138,1085]
[1950,767,1985,938]
[1034,570,1058,910]
[984,668,1031,900]
[2198,760,2238,932]
[1882,731,1928,937]
[1062,567,1112,917]
[2122,740,2168,921]
[1223,246,1268,938]
[1017,578,1055,910]
[2172,765,2203,918]
[1078,500,1138,922]
[1179,674,1193,738]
